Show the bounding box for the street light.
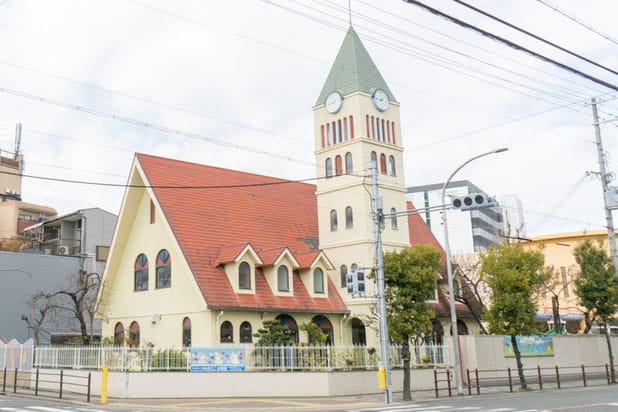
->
[441,147,508,395]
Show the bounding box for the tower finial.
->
[348,0,352,25]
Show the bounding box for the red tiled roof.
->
[215,243,250,264]
[136,153,347,314]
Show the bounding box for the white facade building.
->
[407,180,525,254]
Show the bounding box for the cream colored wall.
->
[98,185,209,347]
[0,202,18,237]
[524,232,614,326]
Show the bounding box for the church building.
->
[95,26,480,348]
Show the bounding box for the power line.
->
[536,0,618,46]
[0,86,314,166]
[401,0,618,92]
[0,168,338,189]
[450,0,618,76]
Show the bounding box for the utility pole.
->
[371,159,392,404]
[591,98,618,278]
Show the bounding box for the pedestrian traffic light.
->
[346,269,366,296]
[451,192,497,211]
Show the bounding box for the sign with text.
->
[503,336,554,357]
[190,347,245,371]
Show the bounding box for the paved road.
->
[1,384,617,411]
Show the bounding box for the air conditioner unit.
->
[58,245,70,256]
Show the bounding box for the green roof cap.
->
[315,26,397,106]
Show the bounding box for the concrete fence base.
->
[39,368,439,398]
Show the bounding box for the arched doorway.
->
[311,315,334,345]
[351,318,366,345]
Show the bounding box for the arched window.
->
[314,268,325,294]
[380,153,387,174]
[134,254,149,291]
[276,314,299,343]
[381,119,386,141]
[371,116,376,139]
[386,120,391,143]
[335,155,343,176]
[114,322,124,346]
[345,206,353,229]
[129,321,140,347]
[277,265,289,292]
[312,315,334,345]
[156,249,171,289]
[330,209,338,231]
[325,158,333,178]
[326,123,331,145]
[365,115,370,138]
[345,152,353,174]
[457,319,469,336]
[332,121,337,143]
[349,115,355,139]
[240,321,253,343]
[340,265,348,288]
[370,151,377,168]
[390,207,398,230]
[320,125,325,148]
[343,117,348,140]
[389,155,396,176]
[182,317,191,347]
[391,121,396,145]
[239,262,251,290]
[220,321,233,343]
[337,119,343,143]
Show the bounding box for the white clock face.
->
[372,88,389,112]
[325,91,343,114]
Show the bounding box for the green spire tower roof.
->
[315,26,397,106]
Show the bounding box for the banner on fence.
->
[190,348,245,371]
[503,336,554,357]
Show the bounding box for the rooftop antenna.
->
[14,122,21,158]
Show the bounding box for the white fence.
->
[0,339,34,371]
[34,343,450,372]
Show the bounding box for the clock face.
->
[325,91,343,114]
[372,88,389,111]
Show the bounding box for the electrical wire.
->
[450,0,618,76]
[0,168,367,189]
[536,0,618,46]
[0,86,314,166]
[401,0,618,92]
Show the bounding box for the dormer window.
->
[239,261,251,289]
[278,265,289,292]
[314,268,325,294]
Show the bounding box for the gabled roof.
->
[315,26,397,106]
[136,153,346,314]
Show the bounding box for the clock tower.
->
[313,26,411,339]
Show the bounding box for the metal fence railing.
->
[34,343,450,372]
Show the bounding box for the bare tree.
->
[29,270,101,345]
[451,254,489,334]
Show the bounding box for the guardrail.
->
[434,364,614,398]
[1,367,92,402]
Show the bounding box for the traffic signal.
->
[346,270,366,296]
[451,192,496,211]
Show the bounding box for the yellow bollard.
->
[101,367,108,405]
[378,366,387,390]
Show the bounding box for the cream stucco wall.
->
[97,167,208,347]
